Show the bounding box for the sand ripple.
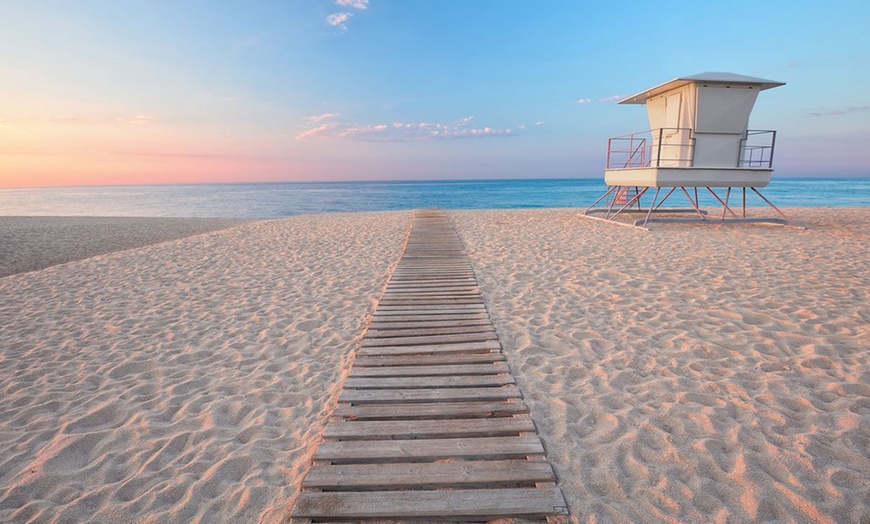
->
[452,208,870,524]
[0,211,410,524]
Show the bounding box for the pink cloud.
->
[305,113,342,123]
[116,114,156,125]
[327,12,353,30]
[295,115,516,142]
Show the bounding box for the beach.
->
[0,217,251,278]
[1,208,868,523]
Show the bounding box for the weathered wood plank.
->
[293,487,567,518]
[381,290,480,298]
[334,400,527,420]
[349,362,510,377]
[357,340,501,357]
[376,304,486,311]
[378,299,485,307]
[362,331,497,347]
[369,318,492,329]
[373,308,488,317]
[386,282,476,289]
[366,325,495,338]
[314,435,544,462]
[302,460,555,489]
[323,417,534,440]
[353,352,504,367]
[340,385,521,404]
[344,373,514,389]
[382,290,479,297]
[371,311,489,321]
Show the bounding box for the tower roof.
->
[619,72,785,105]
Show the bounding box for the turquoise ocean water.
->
[0,178,867,218]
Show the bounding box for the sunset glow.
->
[1,1,868,188]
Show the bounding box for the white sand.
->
[451,208,870,523]
[0,216,251,278]
[2,207,868,523]
[0,211,411,524]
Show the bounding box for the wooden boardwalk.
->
[292,209,567,522]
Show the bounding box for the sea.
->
[0,178,867,218]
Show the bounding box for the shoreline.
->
[0,216,253,278]
[1,207,868,523]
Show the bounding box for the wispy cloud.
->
[306,112,342,123]
[336,0,368,9]
[48,117,85,124]
[808,106,870,117]
[295,122,342,141]
[327,0,368,31]
[327,12,353,31]
[576,94,625,105]
[295,115,517,142]
[116,114,156,125]
[598,95,624,103]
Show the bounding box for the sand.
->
[1,207,868,523]
[0,216,251,278]
[451,207,870,523]
[0,211,412,523]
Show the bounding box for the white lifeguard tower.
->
[585,72,798,229]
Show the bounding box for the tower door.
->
[657,92,691,166]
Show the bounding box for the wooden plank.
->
[390,268,470,272]
[369,318,492,329]
[365,324,495,339]
[376,304,486,311]
[314,435,544,462]
[353,352,504,367]
[344,374,514,389]
[293,487,567,518]
[349,362,510,377]
[339,385,521,404]
[371,312,489,322]
[323,417,534,440]
[372,310,489,317]
[383,288,478,295]
[386,281,476,289]
[390,273,475,279]
[357,340,501,357]
[389,276,475,281]
[302,460,555,489]
[334,400,528,420]
[382,292,480,299]
[361,332,497,348]
[378,299,484,306]
[366,325,495,338]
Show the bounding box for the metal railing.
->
[740,130,776,168]
[607,128,778,169]
[605,128,694,169]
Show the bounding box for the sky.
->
[1,0,869,188]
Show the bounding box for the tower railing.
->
[739,130,777,168]
[605,128,694,169]
[607,128,778,169]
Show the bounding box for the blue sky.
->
[1,0,869,187]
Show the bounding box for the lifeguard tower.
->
[585,72,798,229]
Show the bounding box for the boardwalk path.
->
[292,209,567,521]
